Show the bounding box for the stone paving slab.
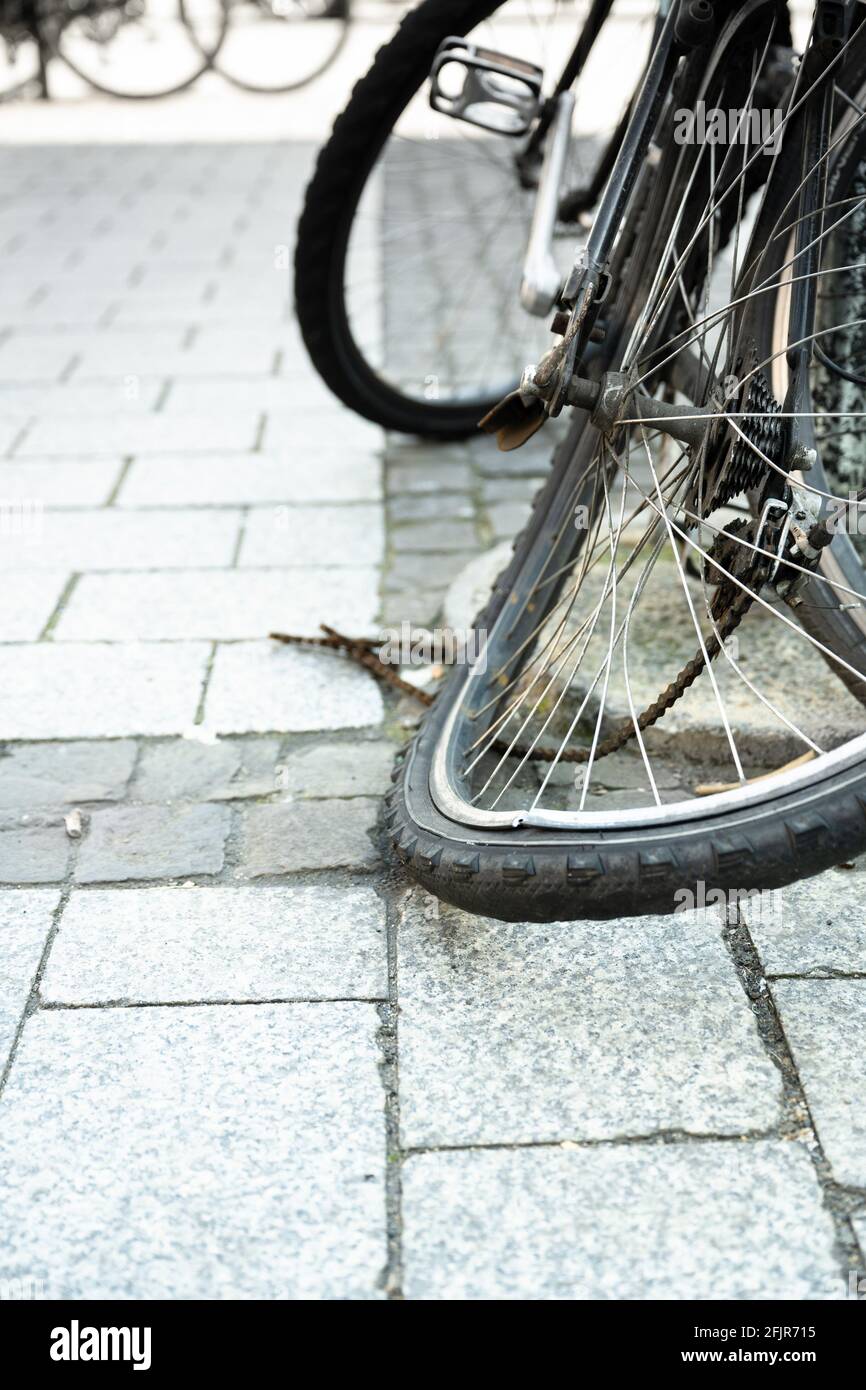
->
[0,890,58,1067]
[0,643,210,740]
[239,505,384,569]
[0,1004,386,1299]
[0,572,67,641]
[772,980,866,1188]
[14,412,261,457]
[42,884,387,1004]
[203,641,383,734]
[0,382,163,415]
[401,1141,844,1301]
[164,379,337,414]
[132,736,281,802]
[744,872,866,976]
[117,451,383,507]
[55,568,380,641]
[0,458,123,505]
[239,800,380,877]
[397,891,781,1148]
[0,741,137,809]
[275,742,395,799]
[0,822,71,885]
[75,804,230,884]
[0,509,240,572]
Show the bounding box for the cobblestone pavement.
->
[0,134,864,1302]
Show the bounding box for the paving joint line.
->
[39,995,389,1011]
[401,1128,786,1158]
[104,457,134,507]
[0,834,82,1102]
[375,869,404,1300]
[724,908,866,1288]
[38,573,80,641]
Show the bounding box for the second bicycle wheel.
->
[295,0,654,438]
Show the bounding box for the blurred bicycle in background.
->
[0,0,351,100]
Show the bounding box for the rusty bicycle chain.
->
[269,577,756,765]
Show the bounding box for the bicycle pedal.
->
[429,38,543,137]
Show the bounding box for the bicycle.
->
[204,0,351,95]
[0,0,228,101]
[297,0,866,922]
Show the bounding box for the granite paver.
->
[745,872,866,975]
[397,891,781,1148]
[772,980,866,1188]
[401,1142,844,1301]
[55,569,379,641]
[0,890,59,1066]
[204,641,384,734]
[0,740,137,808]
[76,804,230,883]
[239,800,380,876]
[43,884,387,1003]
[0,1005,386,1298]
[0,643,210,739]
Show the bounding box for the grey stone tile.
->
[772,980,866,1188]
[0,458,122,506]
[0,643,210,739]
[204,641,384,735]
[0,1004,385,1298]
[239,505,384,569]
[0,382,163,415]
[0,740,137,809]
[388,493,475,523]
[164,378,336,414]
[401,1141,843,1300]
[0,509,240,571]
[486,500,532,540]
[264,411,383,453]
[387,551,476,589]
[42,884,386,1003]
[387,461,472,494]
[481,477,543,503]
[0,889,59,1067]
[473,450,548,478]
[118,451,382,506]
[0,571,67,640]
[0,421,18,455]
[379,589,444,627]
[76,804,230,883]
[398,892,781,1147]
[745,871,866,976]
[0,337,78,383]
[391,521,477,553]
[239,800,380,876]
[132,737,281,802]
[275,742,395,799]
[55,568,379,641]
[0,822,71,884]
[17,413,260,457]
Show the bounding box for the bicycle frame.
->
[496,0,860,460]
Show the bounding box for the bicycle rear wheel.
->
[388,4,866,921]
